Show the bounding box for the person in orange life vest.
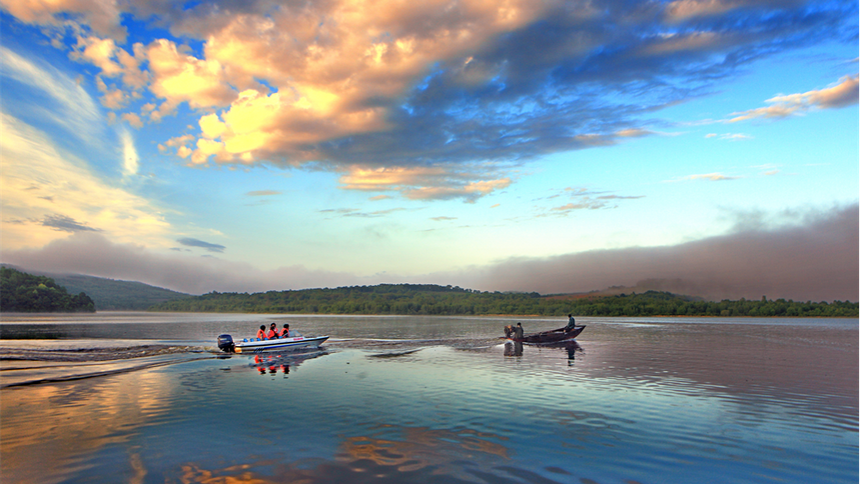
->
[267,322,279,339]
[255,325,267,340]
[279,323,291,338]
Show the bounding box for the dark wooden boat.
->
[506,325,585,343]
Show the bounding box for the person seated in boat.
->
[513,322,524,339]
[266,323,279,339]
[279,323,291,338]
[256,325,267,340]
[565,314,577,332]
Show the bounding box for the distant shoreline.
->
[145,285,859,318]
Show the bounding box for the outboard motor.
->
[217,334,235,353]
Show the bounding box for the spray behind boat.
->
[217,334,235,353]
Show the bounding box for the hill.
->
[148,284,858,317]
[1,265,190,310]
[0,267,95,312]
[47,273,190,310]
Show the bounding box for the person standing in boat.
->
[279,323,291,338]
[256,325,267,340]
[513,322,524,339]
[566,314,577,332]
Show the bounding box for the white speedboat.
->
[217,334,329,353]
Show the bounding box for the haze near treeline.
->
[0,0,857,302]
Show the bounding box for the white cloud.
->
[0,46,102,145]
[120,128,139,177]
[0,112,171,250]
[665,172,742,182]
[706,132,753,140]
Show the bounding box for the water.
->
[1,313,857,484]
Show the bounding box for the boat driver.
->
[280,323,291,338]
[566,314,576,332]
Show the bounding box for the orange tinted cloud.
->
[0,0,126,40]
[338,165,511,201]
[728,75,859,122]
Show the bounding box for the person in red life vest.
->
[256,325,267,340]
[266,322,279,339]
[279,323,291,338]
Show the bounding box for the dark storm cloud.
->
[176,237,226,253]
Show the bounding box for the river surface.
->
[1,313,857,484]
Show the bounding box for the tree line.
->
[1,267,96,312]
[149,284,858,317]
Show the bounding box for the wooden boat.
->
[217,334,329,353]
[505,325,585,344]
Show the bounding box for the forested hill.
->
[0,267,95,313]
[149,284,859,317]
[47,273,189,310]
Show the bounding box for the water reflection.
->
[1,316,856,484]
[503,341,523,357]
[0,368,175,484]
[503,340,583,364]
[247,349,327,377]
[177,424,519,484]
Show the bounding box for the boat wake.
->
[0,344,202,363]
[0,344,213,389]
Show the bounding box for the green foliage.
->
[0,267,95,313]
[49,273,189,310]
[149,285,858,318]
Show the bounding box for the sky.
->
[0,0,857,301]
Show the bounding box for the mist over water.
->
[1,313,857,484]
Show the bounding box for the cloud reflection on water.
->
[176,424,525,484]
[0,369,175,484]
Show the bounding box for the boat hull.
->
[231,335,329,353]
[508,325,585,344]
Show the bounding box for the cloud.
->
[706,133,753,140]
[0,46,103,145]
[3,204,855,301]
[145,39,238,118]
[40,214,101,233]
[597,195,646,200]
[245,190,281,197]
[0,0,127,40]
[444,203,860,302]
[6,0,854,199]
[728,75,859,123]
[176,238,226,253]
[338,165,513,202]
[552,202,604,212]
[664,0,776,21]
[0,112,173,250]
[676,172,742,181]
[319,207,409,218]
[0,232,365,295]
[543,187,644,215]
[119,129,139,177]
